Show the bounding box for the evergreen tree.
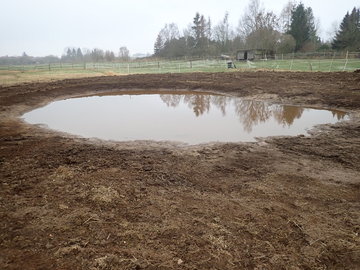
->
[154,34,164,55]
[288,3,318,51]
[71,48,76,58]
[191,12,208,56]
[192,13,202,42]
[305,7,318,42]
[332,8,360,51]
[76,48,83,61]
[66,48,72,59]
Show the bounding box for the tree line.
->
[154,0,360,58]
[60,47,130,62]
[0,47,130,65]
[1,0,358,65]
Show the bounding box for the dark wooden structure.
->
[236,49,274,61]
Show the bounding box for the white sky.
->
[0,0,358,57]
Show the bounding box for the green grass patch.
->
[0,58,359,86]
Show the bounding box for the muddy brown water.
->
[22,91,348,144]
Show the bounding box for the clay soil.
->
[1,72,360,270]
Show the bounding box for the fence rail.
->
[0,53,359,85]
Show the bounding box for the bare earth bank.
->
[0,72,360,270]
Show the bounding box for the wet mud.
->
[1,72,360,269]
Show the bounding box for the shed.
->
[236,49,273,61]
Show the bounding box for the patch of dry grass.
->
[0,69,115,86]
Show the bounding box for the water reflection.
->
[23,91,349,144]
[160,93,347,132]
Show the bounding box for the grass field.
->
[0,58,359,86]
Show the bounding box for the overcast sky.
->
[1,0,359,57]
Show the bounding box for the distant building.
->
[236,49,274,61]
[220,54,231,60]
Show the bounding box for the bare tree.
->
[280,0,296,33]
[238,0,264,38]
[277,34,296,53]
[236,0,280,51]
[158,23,180,44]
[119,46,130,61]
[206,16,212,40]
[91,48,104,62]
[154,23,181,56]
[168,23,180,41]
[247,12,280,50]
[326,20,339,42]
[104,50,115,62]
[82,48,92,62]
[213,12,232,52]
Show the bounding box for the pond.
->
[22,90,348,144]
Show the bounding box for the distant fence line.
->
[0,52,359,74]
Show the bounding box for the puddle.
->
[22,91,348,144]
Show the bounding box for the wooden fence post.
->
[329,52,335,72]
[343,51,349,71]
[290,53,294,71]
